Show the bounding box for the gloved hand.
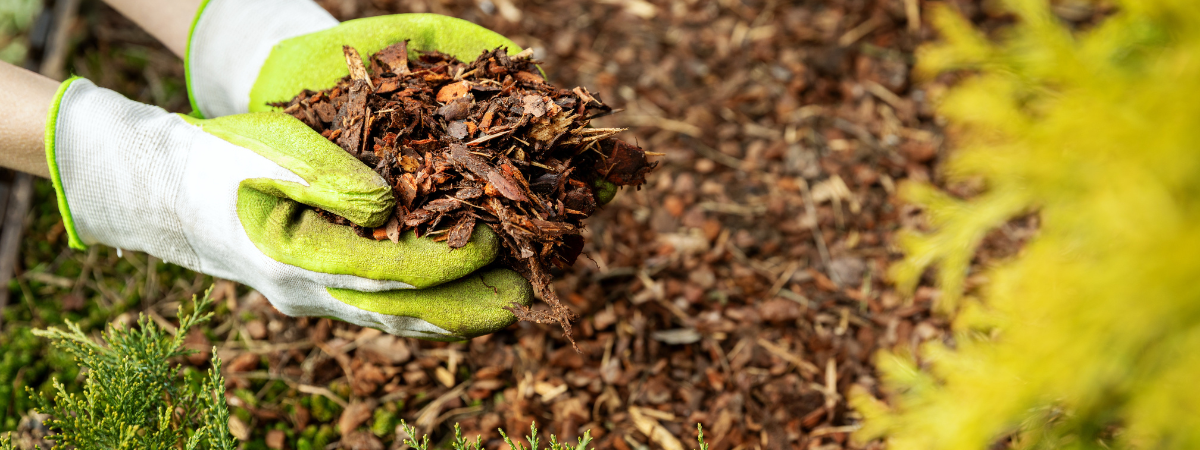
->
[172,0,540,338]
[186,0,622,204]
[184,0,523,117]
[45,77,531,340]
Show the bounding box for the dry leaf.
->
[228,416,250,441]
[338,400,377,435]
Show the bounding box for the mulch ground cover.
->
[5,0,1087,449]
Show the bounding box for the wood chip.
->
[342,46,373,89]
[448,215,475,248]
[436,81,471,103]
[385,216,401,243]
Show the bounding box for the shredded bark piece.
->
[275,43,657,349]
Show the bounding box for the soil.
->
[276,43,659,347]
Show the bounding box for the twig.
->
[838,16,882,47]
[756,337,821,376]
[706,338,732,376]
[810,424,862,437]
[414,383,467,433]
[466,130,512,146]
[315,341,356,382]
[687,138,745,170]
[862,80,907,111]
[904,0,921,32]
[40,0,80,81]
[432,405,485,430]
[0,175,33,328]
[798,178,838,285]
[768,261,801,298]
[297,385,349,409]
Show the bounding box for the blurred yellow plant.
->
[0,0,41,64]
[854,0,1200,448]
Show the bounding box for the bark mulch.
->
[276,43,658,346]
[204,1,999,449]
[16,0,1067,449]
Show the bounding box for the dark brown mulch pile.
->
[20,0,1072,449]
[276,43,657,345]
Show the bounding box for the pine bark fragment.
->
[275,42,658,349]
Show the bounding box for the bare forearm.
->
[103,0,203,58]
[0,62,59,178]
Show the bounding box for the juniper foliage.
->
[854,0,1200,448]
[0,289,234,450]
[395,421,711,450]
[398,421,595,450]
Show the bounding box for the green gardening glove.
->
[47,77,531,340]
[185,2,522,117]
[180,2,542,339]
[187,1,620,203]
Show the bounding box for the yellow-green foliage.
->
[854,0,1200,448]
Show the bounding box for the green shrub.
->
[0,326,76,431]
[397,422,710,450]
[394,421,592,450]
[0,289,235,449]
[0,283,710,449]
[855,0,1200,448]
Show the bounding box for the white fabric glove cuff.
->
[50,78,201,268]
[187,0,338,118]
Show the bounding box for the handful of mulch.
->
[275,41,657,347]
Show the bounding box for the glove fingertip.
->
[326,267,533,340]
